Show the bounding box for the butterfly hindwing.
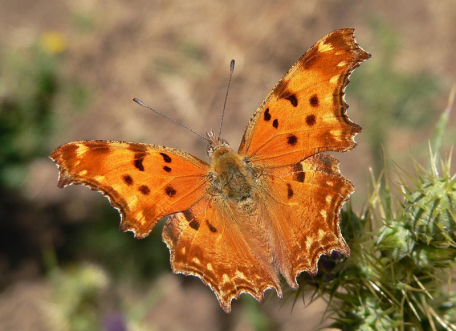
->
[258,154,352,287]
[50,140,209,238]
[163,195,282,313]
[238,28,370,167]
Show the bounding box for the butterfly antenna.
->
[218,59,235,139]
[132,98,210,142]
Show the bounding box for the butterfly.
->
[50,28,370,312]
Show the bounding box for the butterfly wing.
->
[50,28,369,313]
[236,28,369,290]
[163,195,282,313]
[238,28,370,166]
[50,140,209,238]
[258,154,352,287]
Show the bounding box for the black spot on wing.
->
[163,166,171,173]
[293,163,305,183]
[165,185,176,197]
[286,94,298,107]
[296,171,305,183]
[160,152,172,163]
[306,114,316,126]
[206,220,217,233]
[287,183,294,199]
[276,80,298,107]
[310,94,319,107]
[189,220,200,230]
[263,108,271,121]
[122,175,133,186]
[182,210,201,231]
[138,185,150,195]
[287,134,298,146]
[183,209,194,222]
[134,153,146,171]
[273,119,278,129]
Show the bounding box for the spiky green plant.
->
[296,89,456,331]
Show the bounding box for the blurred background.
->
[0,0,455,330]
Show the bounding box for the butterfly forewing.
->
[238,28,370,167]
[50,140,209,238]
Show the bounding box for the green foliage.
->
[42,262,168,331]
[0,35,91,190]
[296,105,456,330]
[42,263,110,331]
[62,206,170,281]
[0,45,57,189]
[350,19,440,173]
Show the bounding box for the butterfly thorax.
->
[207,132,256,207]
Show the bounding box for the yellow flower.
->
[40,31,67,54]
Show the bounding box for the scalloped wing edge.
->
[49,140,209,239]
[239,27,371,155]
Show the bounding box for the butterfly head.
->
[206,130,231,158]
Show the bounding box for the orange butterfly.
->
[50,28,370,312]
